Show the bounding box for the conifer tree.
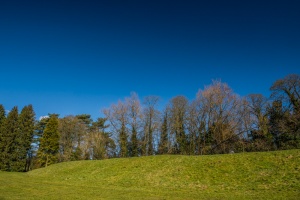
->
[32,115,50,163]
[0,104,5,125]
[126,93,141,157]
[1,107,19,171]
[0,104,6,170]
[130,126,138,157]
[159,110,169,154]
[170,96,188,154]
[120,121,127,157]
[89,117,115,159]
[18,105,35,171]
[75,114,92,156]
[37,115,59,167]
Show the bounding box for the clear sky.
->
[1,0,299,119]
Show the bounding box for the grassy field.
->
[0,150,299,199]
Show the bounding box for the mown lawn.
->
[1,149,299,199]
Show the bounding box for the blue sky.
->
[1,0,300,119]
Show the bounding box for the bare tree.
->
[269,74,300,149]
[271,74,300,112]
[196,80,244,154]
[169,96,189,154]
[125,92,142,157]
[188,99,207,155]
[104,101,128,157]
[245,94,272,151]
[143,95,160,155]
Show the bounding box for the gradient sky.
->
[1,0,300,119]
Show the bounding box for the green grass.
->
[1,150,299,199]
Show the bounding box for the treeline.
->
[0,105,35,172]
[0,74,299,171]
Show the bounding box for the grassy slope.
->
[0,150,299,200]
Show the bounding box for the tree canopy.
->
[0,74,299,171]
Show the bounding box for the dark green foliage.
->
[6,107,20,171]
[32,116,50,165]
[35,117,50,137]
[0,104,5,124]
[143,96,160,156]
[270,74,300,112]
[0,104,6,170]
[16,105,35,171]
[0,107,20,171]
[37,115,59,167]
[91,117,109,132]
[170,96,188,154]
[1,74,299,172]
[176,119,187,154]
[268,102,300,150]
[130,126,138,157]
[90,118,115,159]
[76,114,92,153]
[71,147,83,161]
[245,94,273,151]
[199,123,213,155]
[147,119,153,156]
[249,129,273,151]
[76,114,92,126]
[269,74,300,149]
[119,121,127,157]
[58,115,87,162]
[158,111,168,154]
[0,105,35,171]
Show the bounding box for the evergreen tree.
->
[76,114,92,159]
[37,115,59,167]
[0,104,5,125]
[32,116,50,163]
[268,100,284,149]
[147,117,153,156]
[170,96,188,154]
[126,93,142,157]
[130,126,138,157]
[0,105,6,170]
[119,121,127,157]
[18,105,35,171]
[159,110,169,154]
[76,114,92,126]
[58,116,81,162]
[90,118,115,159]
[1,107,19,171]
